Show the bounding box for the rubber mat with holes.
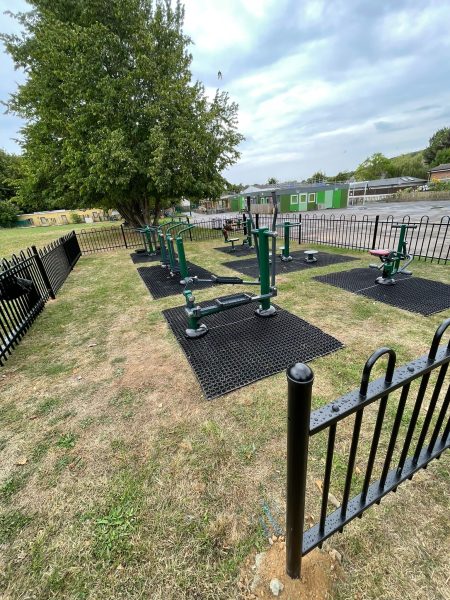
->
[223,251,358,278]
[137,262,216,299]
[313,268,450,316]
[214,245,256,257]
[130,252,160,264]
[162,297,343,399]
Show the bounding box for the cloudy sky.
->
[1,0,450,184]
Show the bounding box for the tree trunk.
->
[116,197,154,228]
[152,198,161,225]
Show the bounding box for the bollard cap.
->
[287,363,314,384]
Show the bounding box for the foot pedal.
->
[212,276,244,285]
[215,293,252,307]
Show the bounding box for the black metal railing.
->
[75,213,449,263]
[295,214,449,264]
[285,318,450,578]
[0,231,81,365]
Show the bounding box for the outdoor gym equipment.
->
[304,250,318,263]
[369,223,417,285]
[221,226,240,252]
[277,221,301,262]
[181,191,280,338]
[159,221,191,273]
[242,196,255,249]
[137,225,158,256]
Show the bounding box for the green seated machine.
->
[181,191,280,339]
[221,227,240,252]
[369,223,417,285]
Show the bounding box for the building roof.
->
[428,163,450,172]
[349,176,426,188]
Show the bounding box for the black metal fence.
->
[74,213,449,264]
[285,318,450,578]
[0,232,81,365]
[255,213,449,264]
[296,214,449,264]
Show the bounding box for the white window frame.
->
[299,193,307,204]
[308,193,316,203]
[290,194,298,204]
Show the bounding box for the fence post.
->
[186,216,193,241]
[371,215,380,250]
[298,214,302,244]
[286,363,313,579]
[120,224,128,248]
[31,245,56,300]
[255,213,260,229]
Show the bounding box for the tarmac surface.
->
[189,200,450,224]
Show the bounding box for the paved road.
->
[188,200,450,224]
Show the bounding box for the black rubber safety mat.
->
[162,297,343,399]
[214,245,256,256]
[130,252,160,264]
[223,251,358,279]
[137,262,216,299]
[313,268,450,316]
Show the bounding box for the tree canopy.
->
[354,153,394,181]
[423,127,450,166]
[0,149,22,227]
[2,0,244,225]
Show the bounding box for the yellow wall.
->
[17,208,107,227]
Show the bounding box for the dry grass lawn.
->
[0,236,449,599]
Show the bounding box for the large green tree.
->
[0,150,21,227]
[423,127,450,166]
[354,152,394,180]
[2,0,243,225]
[389,152,427,179]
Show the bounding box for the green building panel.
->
[316,191,325,204]
[335,188,348,208]
[230,196,245,211]
[280,194,291,213]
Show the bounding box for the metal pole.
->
[258,228,270,311]
[284,222,290,258]
[371,215,379,250]
[176,237,189,282]
[31,245,56,300]
[120,224,128,248]
[286,363,314,579]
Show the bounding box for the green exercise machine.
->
[277,221,301,262]
[158,221,191,273]
[369,223,417,285]
[242,196,255,249]
[137,225,159,256]
[180,192,280,338]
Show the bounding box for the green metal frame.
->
[182,213,279,338]
[278,221,301,262]
[370,223,417,285]
[175,224,195,283]
[164,222,190,275]
[137,225,158,255]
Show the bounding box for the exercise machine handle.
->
[274,222,301,229]
[391,224,417,230]
[166,222,189,233]
[176,224,195,237]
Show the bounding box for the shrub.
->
[0,200,18,227]
[70,213,84,224]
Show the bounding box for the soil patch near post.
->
[241,542,340,599]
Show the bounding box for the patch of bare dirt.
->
[240,541,341,599]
